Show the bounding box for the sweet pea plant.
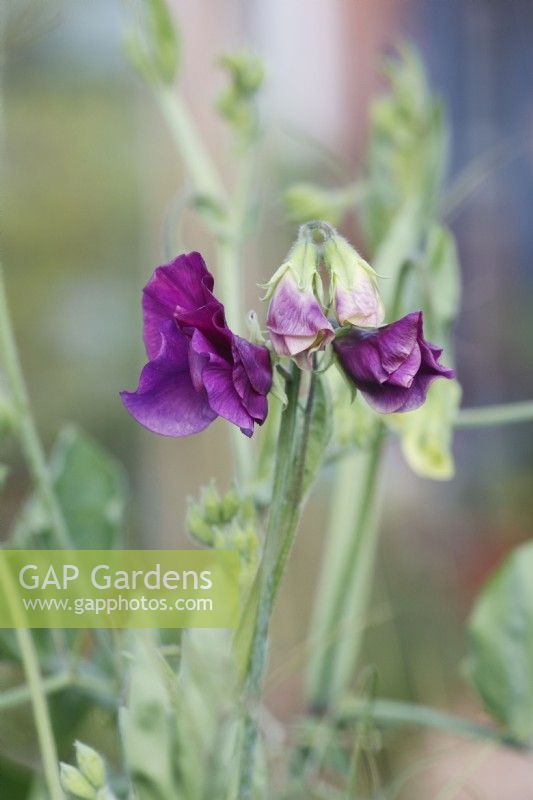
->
[2,3,533,799]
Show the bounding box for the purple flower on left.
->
[121,252,272,437]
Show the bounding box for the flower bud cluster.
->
[264,222,453,415]
[217,50,264,144]
[186,483,259,587]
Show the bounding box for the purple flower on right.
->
[334,311,454,413]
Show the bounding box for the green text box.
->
[0,550,239,628]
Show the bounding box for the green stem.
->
[154,86,256,481]
[336,697,526,750]
[0,265,70,548]
[305,428,384,710]
[15,629,64,799]
[456,401,533,428]
[0,670,72,712]
[237,369,317,799]
[0,553,63,799]
[154,86,226,203]
[0,666,117,713]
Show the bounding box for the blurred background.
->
[3,1,533,796]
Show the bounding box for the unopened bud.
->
[220,486,241,523]
[201,483,222,524]
[60,763,96,799]
[75,741,105,790]
[323,235,384,327]
[186,504,214,546]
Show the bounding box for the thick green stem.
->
[0,266,70,548]
[237,369,317,799]
[305,427,384,710]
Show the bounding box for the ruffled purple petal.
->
[126,250,273,438]
[232,336,273,396]
[142,252,214,358]
[121,321,217,436]
[231,336,272,424]
[334,311,454,414]
[376,311,420,375]
[333,331,388,384]
[201,362,255,437]
[387,342,422,388]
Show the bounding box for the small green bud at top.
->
[75,741,105,790]
[60,763,96,800]
[219,51,264,96]
[124,0,179,85]
[217,50,264,143]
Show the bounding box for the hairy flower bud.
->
[323,235,384,327]
[265,240,334,369]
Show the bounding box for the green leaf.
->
[120,635,178,800]
[466,540,533,744]
[425,223,461,324]
[12,425,127,549]
[303,374,333,494]
[386,379,461,480]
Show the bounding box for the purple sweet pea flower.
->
[267,271,334,369]
[334,311,454,413]
[121,252,272,437]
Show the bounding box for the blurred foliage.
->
[467,540,533,745]
[12,426,128,550]
[217,50,265,146]
[283,182,362,227]
[124,0,180,85]
[362,43,448,253]
[386,380,461,480]
[186,482,259,589]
